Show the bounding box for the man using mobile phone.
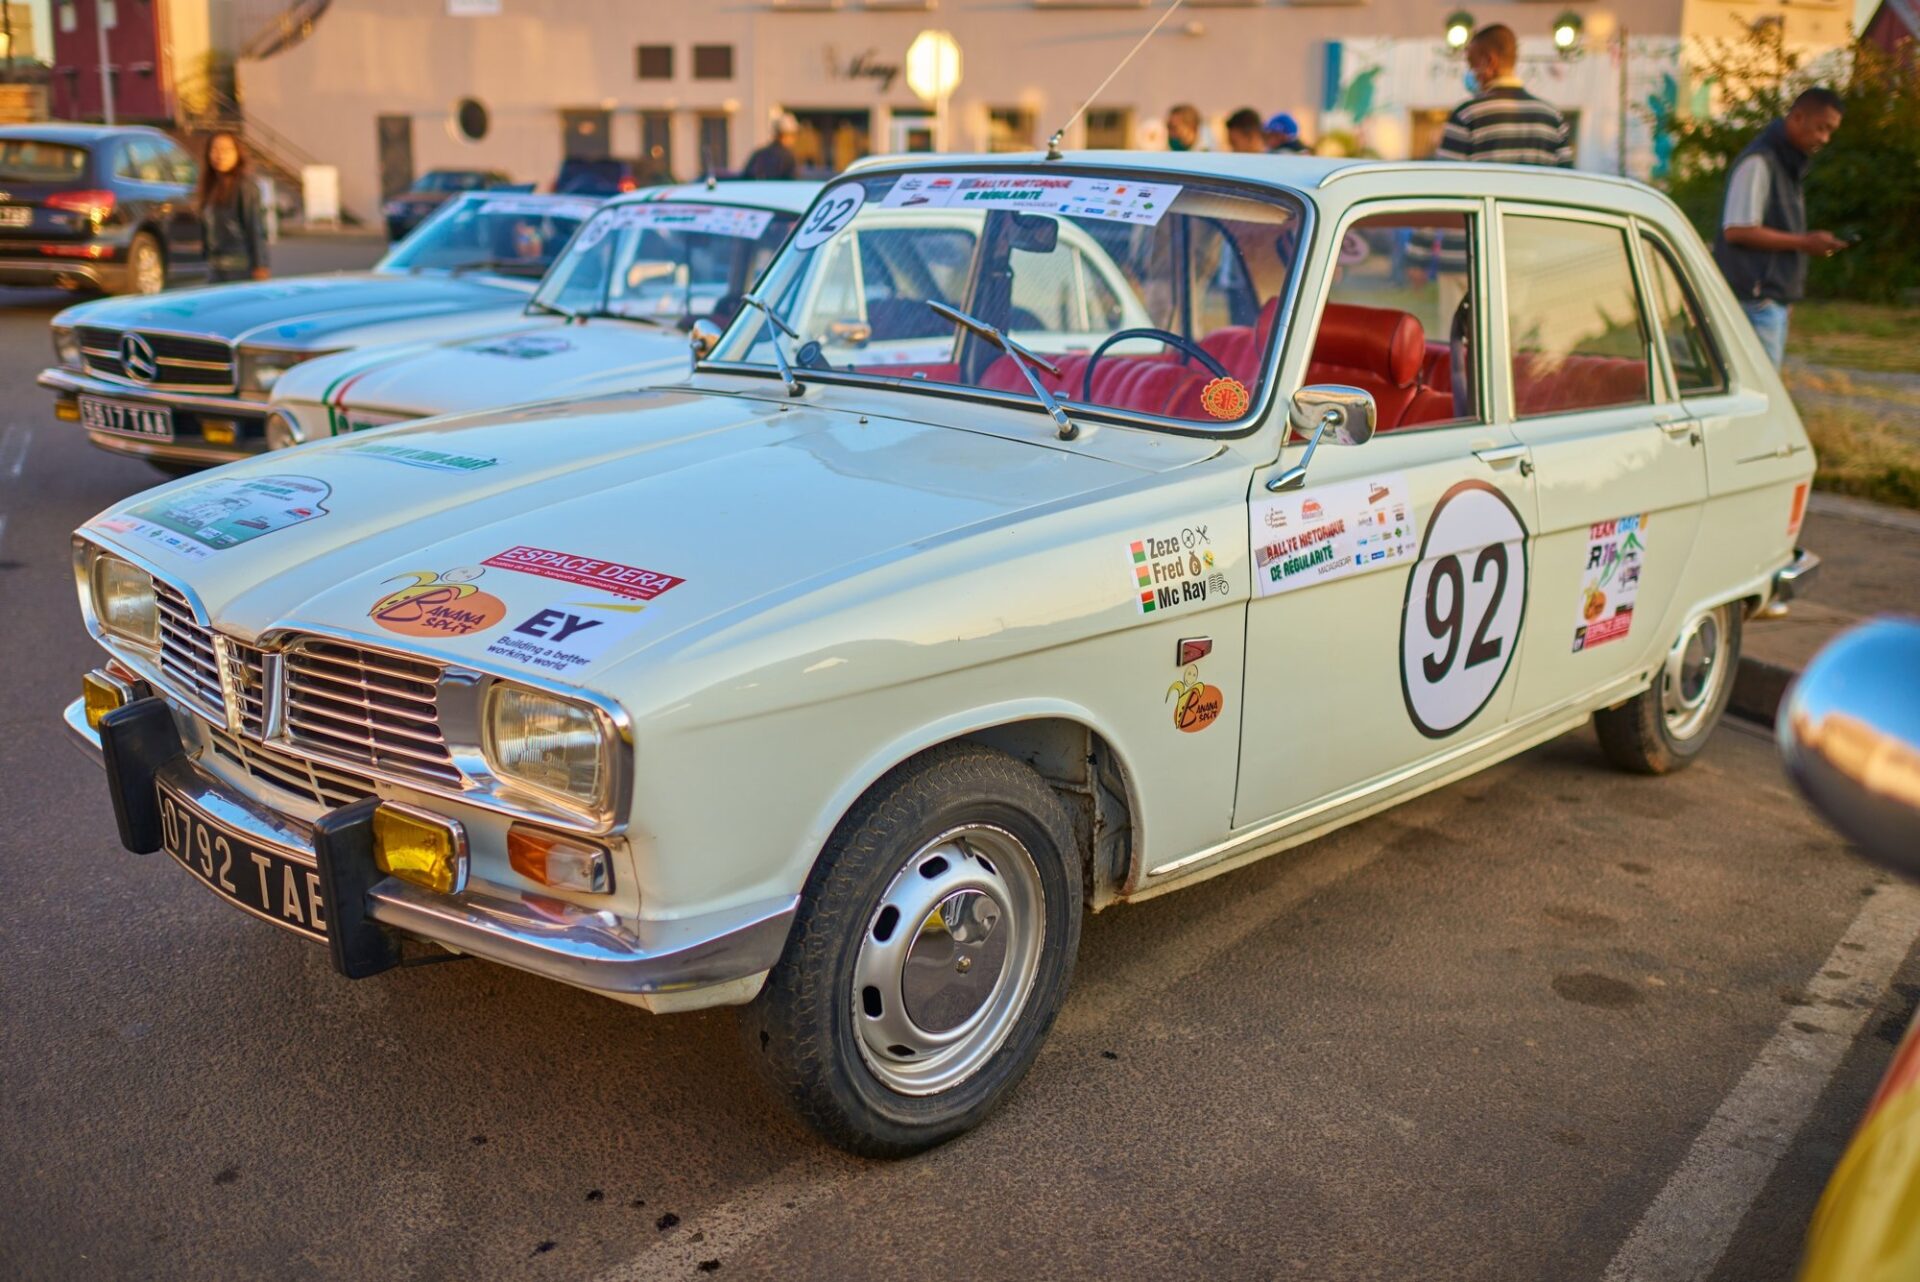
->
[1713,87,1849,368]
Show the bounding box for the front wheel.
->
[740,743,1083,1156]
[1594,602,1742,774]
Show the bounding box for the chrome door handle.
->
[1473,444,1528,466]
[1656,418,1695,437]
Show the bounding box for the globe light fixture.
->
[1552,11,1585,53]
[1444,11,1476,51]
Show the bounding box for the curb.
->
[1731,656,1797,729]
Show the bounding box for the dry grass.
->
[1788,302,1920,375]
[1797,399,1920,509]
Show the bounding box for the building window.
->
[692,44,733,80]
[640,110,674,181]
[636,45,672,80]
[1083,107,1131,149]
[454,97,489,143]
[697,112,731,174]
[59,3,77,33]
[988,107,1035,153]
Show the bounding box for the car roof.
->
[442,190,603,211]
[0,123,170,146]
[842,148,1666,205]
[606,179,825,215]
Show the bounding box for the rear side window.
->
[116,139,167,183]
[0,140,88,182]
[1641,234,1726,396]
[1503,215,1650,417]
[158,141,197,186]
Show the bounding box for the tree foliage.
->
[1658,28,1920,301]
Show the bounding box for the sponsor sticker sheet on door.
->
[1573,514,1646,652]
[1249,474,1417,597]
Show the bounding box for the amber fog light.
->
[508,825,612,894]
[372,804,468,895]
[82,669,133,729]
[200,419,239,446]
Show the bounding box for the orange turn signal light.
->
[508,825,612,894]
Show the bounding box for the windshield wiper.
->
[448,258,546,278]
[926,300,1078,440]
[740,291,804,397]
[525,299,576,320]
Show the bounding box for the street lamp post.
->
[95,0,116,125]
[906,29,963,152]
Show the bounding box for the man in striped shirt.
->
[1434,25,1574,168]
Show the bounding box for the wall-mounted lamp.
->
[1444,11,1475,52]
[1552,11,1585,54]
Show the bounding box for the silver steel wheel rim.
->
[851,824,1046,1097]
[1662,608,1730,741]
[132,243,163,294]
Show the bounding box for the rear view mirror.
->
[1010,213,1058,254]
[688,318,722,362]
[1268,384,1376,492]
[1780,619,1920,882]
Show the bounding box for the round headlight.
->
[91,553,159,649]
[264,409,306,451]
[52,326,81,369]
[482,683,614,815]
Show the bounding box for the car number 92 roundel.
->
[1400,480,1529,739]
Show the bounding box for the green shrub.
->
[1658,29,1920,302]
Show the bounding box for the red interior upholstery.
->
[1512,352,1648,418]
[1304,303,1426,429]
[1420,341,1452,394]
[977,350,1208,418]
[1199,296,1283,386]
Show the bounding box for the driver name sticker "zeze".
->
[1400,481,1529,740]
[1128,524,1228,614]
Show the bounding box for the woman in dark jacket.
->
[196,131,269,282]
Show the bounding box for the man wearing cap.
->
[743,113,801,180]
[1265,113,1310,155]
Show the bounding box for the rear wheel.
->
[740,743,1082,1156]
[1594,602,1741,774]
[124,233,166,296]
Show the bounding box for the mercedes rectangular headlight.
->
[239,348,332,395]
[90,553,159,649]
[51,325,81,369]
[481,683,616,817]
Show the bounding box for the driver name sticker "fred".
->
[1400,481,1529,739]
[1128,524,1228,614]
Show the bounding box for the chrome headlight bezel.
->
[480,680,621,822]
[88,550,160,652]
[239,347,329,396]
[51,325,81,370]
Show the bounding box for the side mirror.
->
[828,319,873,347]
[1268,384,1376,492]
[688,318,723,363]
[1779,618,1920,882]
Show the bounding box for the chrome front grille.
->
[221,641,270,738]
[155,581,225,717]
[283,640,459,786]
[77,326,237,391]
[206,726,376,810]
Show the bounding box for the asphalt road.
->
[2,241,1917,1281]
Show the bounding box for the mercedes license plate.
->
[79,395,174,441]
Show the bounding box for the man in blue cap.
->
[1264,113,1310,155]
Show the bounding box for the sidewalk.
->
[1731,493,1920,723]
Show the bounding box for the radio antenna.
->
[1045,0,1187,160]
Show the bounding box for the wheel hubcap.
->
[134,245,162,294]
[1662,609,1729,740]
[852,825,1045,1096]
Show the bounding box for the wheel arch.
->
[799,703,1142,913]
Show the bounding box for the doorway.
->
[791,109,870,177]
[561,109,613,160]
[376,115,414,200]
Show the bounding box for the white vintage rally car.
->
[267,182,820,443]
[67,151,1818,1155]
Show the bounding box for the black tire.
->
[122,231,166,296]
[146,461,203,479]
[740,742,1083,1157]
[1594,602,1742,775]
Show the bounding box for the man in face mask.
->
[1713,87,1848,369]
[1433,24,1573,168]
[1166,104,1204,152]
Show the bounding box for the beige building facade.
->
[237,0,1854,224]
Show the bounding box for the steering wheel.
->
[1081,328,1231,404]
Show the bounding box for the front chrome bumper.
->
[39,366,267,467]
[1772,547,1821,604]
[66,696,797,998]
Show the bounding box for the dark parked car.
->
[0,124,210,296]
[382,168,515,239]
[552,157,642,196]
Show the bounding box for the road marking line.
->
[594,1155,860,1282]
[8,427,29,478]
[1600,879,1920,1282]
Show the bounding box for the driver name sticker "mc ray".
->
[1128,524,1229,615]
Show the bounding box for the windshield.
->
[377,194,598,279]
[532,201,799,327]
[0,140,88,182]
[709,168,1303,428]
[418,171,490,193]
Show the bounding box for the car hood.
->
[274,318,691,420]
[54,272,535,348]
[84,389,1212,689]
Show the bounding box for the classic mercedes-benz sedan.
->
[39,191,599,473]
[67,151,1818,1155]
[267,182,819,444]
